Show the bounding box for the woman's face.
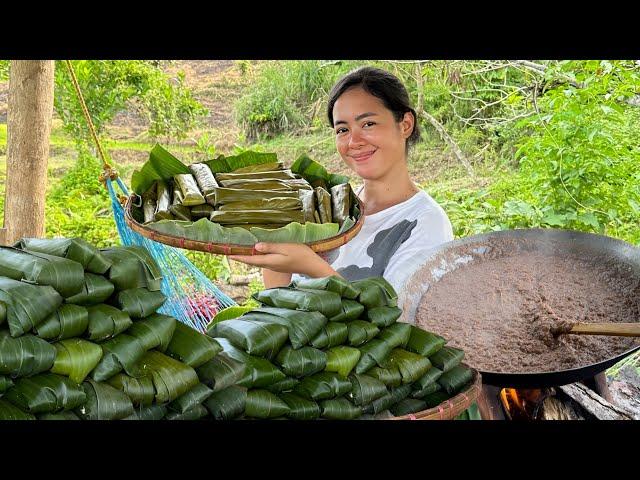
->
[332,87,413,181]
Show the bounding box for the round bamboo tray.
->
[392,366,482,420]
[124,193,365,255]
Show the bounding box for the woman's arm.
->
[262,269,293,289]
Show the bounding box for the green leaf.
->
[0,375,14,393]
[362,384,413,415]
[206,306,256,329]
[319,397,362,419]
[390,398,427,416]
[406,326,447,357]
[101,246,163,292]
[578,212,601,229]
[125,313,176,352]
[65,274,115,306]
[205,150,279,174]
[209,318,289,359]
[347,320,380,347]
[196,352,246,393]
[413,366,444,391]
[329,299,365,322]
[245,389,291,418]
[4,373,86,414]
[214,337,286,388]
[0,399,36,420]
[365,306,402,327]
[310,322,348,349]
[278,392,321,420]
[264,377,300,393]
[139,350,200,403]
[164,404,209,420]
[246,308,327,350]
[377,323,412,349]
[167,321,222,367]
[203,385,247,420]
[51,338,103,383]
[132,144,190,195]
[429,346,464,372]
[294,371,352,401]
[35,304,89,341]
[325,346,361,377]
[541,212,568,226]
[112,288,167,318]
[17,237,112,274]
[291,153,350,189]
[253,287,342,318]
[85,304,133,342]
[437,364,474,395]
[124,404,167,421]
[355,339,393,374]
[0,331,56,377]
[91,334,147,381]
[348,374,388,406]
[382,349,432,384]
[106,373,156,406]
[366,365,403,388]
[291,275,360,300]
[76,379,134,420]
[275,346,327,378]
[169,383,214,414]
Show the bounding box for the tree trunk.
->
[0,60,55,246]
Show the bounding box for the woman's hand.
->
[229,243,337,278]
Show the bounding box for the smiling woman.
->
[229,66,453,300]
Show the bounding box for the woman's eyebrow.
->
[335,112,378,126]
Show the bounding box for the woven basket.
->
[392,365,482,420]
[124,194,365,255]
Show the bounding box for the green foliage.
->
[0,60,8,81]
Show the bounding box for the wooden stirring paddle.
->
[551,322,640,337]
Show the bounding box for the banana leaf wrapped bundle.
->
[314,187,332,223]
[101,246,163,292]
[0,375,13,393]
[214,338,285,388]
[65,273,115,306]
[91,334,146,381]
[35,304,88,341]
[245,389,291,419]
[275,346,327,378]
[190,204,214,219]
[253,287,342,318]
[208,319,289,359]
[0,247,84,298]
[429,346,464,372]
[362,384,413,415]
[86,304,133,342]
[264,377,299,393]
[196,353,246,393]
[310,322,349,349]
[0,276,63,337]
[383,349,432,384]
[164,404,209,420]
[298,189,318,223]
[325,346,361,377]
[174,173,206,206]
[291,275,361,300]
[142,184,158,224]
[330,183,352,227]
[125,404,167,421]
[294,372,352,401]
[210,209,305,225]
[217,178,312,191]
[169,383,214,414]
[413,366,444,392]
[406,326,446,357]
[38,411,81,420]
[367,365,403,388]
[4,373,86,414]
[51,338,103,383]
[411,382,442,399]
[0,301,5,325]
[16,237,111,274]
[243,308,327,350]
[351,278,398,310]
[204,385,247,420]
[218,197,303,212]
[279,392,321,420]
[437,364,473,395]
[213,188,300,205]
[355,339,393,374]
[230,161,284,173]
[348,374,388,406]
[377,323,412,349]
[126,313,176,352]
[139,351,200,404]
[347,320,380,347]
[215,169,297,182]
[422,390,451,409]
[366,306,402,327]
[112,288,167,319]
[329,299,364,322]
[154,179,174,220]
[169,184,192,221]
[291,153,350,192]
[106,373,156,406]
[0,399,36,420]
[167,321,222,368]
[0,331,56,377]
[320,398,362,419]
[189,162,218,205]
[390,398,428,417]
[77,379,134,420]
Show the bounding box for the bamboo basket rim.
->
[391,364,482,420]
[124,193,365,255]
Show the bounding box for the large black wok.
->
[400,228,640,388]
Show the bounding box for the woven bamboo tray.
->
[124,193,365,255]
[392,365,482,420]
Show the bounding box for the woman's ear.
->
[400,111,415,139]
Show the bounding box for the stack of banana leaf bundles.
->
[130,144,361,246]
[0,237,247,420]
[206,275,475,419]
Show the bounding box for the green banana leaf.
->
[0,399,36,420]
[0,331,56,377]
[106,373,156,406]
[4,373,86,413]
[229,161,283,173]
[364,277,398,307]
[51,338,103,383]
[208,318,289,359]
[366,306,402,327]
[377,323,412,349]
[294,371,352,401]
[245,389,291,419]
[210,209,305,225]
[0,247,84,297]
[91,334,146,381]
[86,304,133,342]
[35,304,89,341]
[65,273,115,306]
[124,404,167,421]
[169,383,214,414]
[0,276,63,337]
[329,299,364,322]
[190,204,214,220]
[139,350,200,404]
[205,150,279,174]
[325,346,361,377]
[125,313,176,352]
[314,187,332,223]
[437,364,474,395]
[299,189,318,223]
[142,185,158,224]
[348,374,388,406]
[112,288,167,318]
[218,197,302,212]
[196,352,246,393]
[411,382,442,399]
[310,322,348,349]
[0,375,14,393]
[278,392,321,420]
[337,216,356,236]
[155,179,174,220]
[217,178,312,191]
[244,308,327,350]
[215,169,296,182]
[203,384,247,420]
[366,365,403,388]
[406,326,447,357]
[362,384,413,415]
[413,366,444,391]
[214,338,286,388]
[131,144,190,195]
[167,321,222,367]
[382,349,432,384]
[249,222,303,242]
[77,379,134,420]
[352,277,399,309]
[422,390,452,409]
[275,346,327,378]
[347,320,380,347]
[330,183,352,227]
[291,153,350,190]
[291,275,360,300]
[320,397,362,420]
[390,398,428,417]
[17,237,111,274]
[100,246,163,292]
[38,411,81,420]
[148,218,259,245]
[170,184,192,221]
[253,287,342,318]
[188,162,218,204]
[429,346,465,372]
[264,377,300,393]
[213,187,299,205]
[207,305,256,327]
[355,339,393,374]
[164,404,209,420]
[0,301,5,325]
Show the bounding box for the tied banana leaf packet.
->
[291,275,360,300]
[174,173,206,206]
[275,346,327,378]
[324,346,361,378]
[382,349,432,384]
[406,326,447,357]
[85,304,133,342]
[320,397,362,420]
[245,389,291,419]
[278,392,321,420]
[310,322,349,349]
[4,373,87,414]
[0,331,56,377]
[77,379,134,420]
[169,383,214,414]
[91,334,147,382]
[16,237,112,274]
[429,346,465,372]
[294,371,352,401]
[196,352,246,393]
[125,313,176,352]
[167,321,223,368]
[203,384,247,420]
[253,287,342,318]
[188,162,219,205]
[244,308,327,350]
[65,273,115,307]
[213,338,286,389]
[139,350,200,404]
[208,318,289,359]
[106,373,156,406]
[35,304,89,341]
[100,246,163,292]
[437,364,474,395]
[51,338,103,384]
[112,288,167,319]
